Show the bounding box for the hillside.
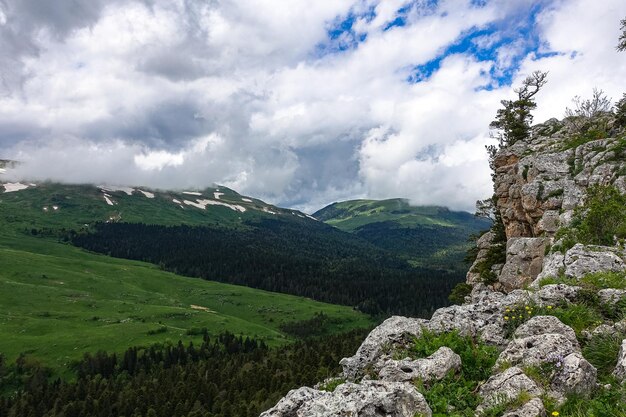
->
[0,179,463,317]
[314,199,491,272]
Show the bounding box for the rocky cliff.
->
[260,114,626,416]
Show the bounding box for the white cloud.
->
[0,0,625,213]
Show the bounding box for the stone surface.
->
[501,398,546,417]
[551,353,597,396]
[613,339,626,382]
[340,316,427,379]
[499,238,548,292]
[513,316,578,346]
[598,289,626,306]
[496,333,579,369]
[533,284,580,305]
[379,347,461,383]
[563,244,626,279]
[478,367,543,409]
[259,380,432,417]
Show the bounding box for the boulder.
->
[612,339,626,382]
[499,238,548,291]
[501,398,546,417]
[478,367,543,409]
[379,347,461,383]
[259,380,432,417]
[496,333,578,369]
[533,284,580,305]
[551,352,597,396]
[340,316,427,379]
[563,244,626,279]
[513,316,578,346]
[598,289,626,306]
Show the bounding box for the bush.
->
[448,283,472,305]
[583,332,626,378]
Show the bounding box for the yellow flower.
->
[519,315,523,319]
[506,308,511,312]
[547,305,553,309]
[504,316,509,320]
[552,412,560,417]
[525,306,530,310]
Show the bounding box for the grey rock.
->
[551,352,597,396]
[613,339,626,382]
[537,210,560,234]
[379,347,461,383]
[513,316,578,346]
[534,253,565,284]
[499,238,548,291]
[598,289,626,306]
[478,367,544,409]
[496,333,579,368]
[260,380,432,417]
[563,244,626,279]
[533,284,580,305]
[501,398,546,417]
[591,324,617,337]
[340,316,427,380]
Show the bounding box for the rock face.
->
[340,316,427,380]
[478,367,544,409]
[379,347,461,383]
[499,237,548,291]
[259,381,432,417]
[501,398,546,417]
[513,316,578,346]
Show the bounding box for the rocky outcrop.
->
[378,347,461,383]
[513,316,578,346]
[340,316,427,380]
[259,381,432,417]
[478,367,544,409]
[499,237,548,291]
[501,398,546,417]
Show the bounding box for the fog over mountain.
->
[0,0,625,212]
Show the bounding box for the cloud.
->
[0,0,625,213]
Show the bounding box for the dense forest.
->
[70,218,463,317]
[0,330,368,417]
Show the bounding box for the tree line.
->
[70,218,463,317]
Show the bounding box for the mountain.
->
[0,180,461,317]
[313,198,491,272]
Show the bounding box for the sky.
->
[0,0,625,213]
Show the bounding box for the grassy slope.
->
[0,183,372,371]
[314,199,491,271]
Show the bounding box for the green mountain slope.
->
[314,199,491,272]
[0,232,372,372]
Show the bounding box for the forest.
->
[70,218,463,317]
[0,329,368,417]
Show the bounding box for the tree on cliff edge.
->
[618,17,626,51]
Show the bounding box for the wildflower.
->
[547,305,553,310]
[506,308,511,313]
[525,306,530,310]
[519,315,523,319]
[504,316,509,321]
[552,412,559,417]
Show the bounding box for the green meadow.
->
[0,231,372,373]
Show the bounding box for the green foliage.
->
[0,330,368,417]
[489,71,548,148]
[279,312,341,339]
[147,325,168,335]
[549,303,604,336]
[408,331,499,417]
[553,185,626,252]
[502,303,542,338]
[556,385,626,417]
[448,283,473,305]
[618,17,626,52]
[583,332,626,378]
[319,377,346,392]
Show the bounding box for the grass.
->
[405,330,499,417]
[0,232,372,375]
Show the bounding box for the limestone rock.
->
[501,398,546,417]
[513,316,578,346]
[551,353,597,396]
[598,289,626,306]
[533,284,580,305]
[340,316,427,379]
[613,339,626,382]
[478,367,543,409]
[563,244,626,279]
[534,253,565,283]
[496,333,578,368]
[379,347,461,383]
[259,380,432,417]
[499,238,548,292]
